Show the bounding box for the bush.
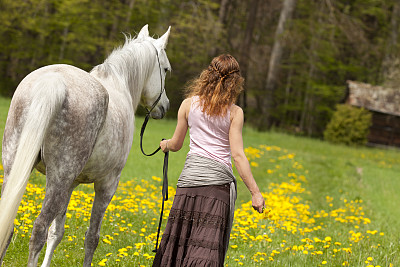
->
[324,104,372,146]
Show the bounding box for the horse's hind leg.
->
[40,183,78,267]
[28,147,99,266]
[27,175,78,267]
[83,175,120,267]
[28,145,93,266]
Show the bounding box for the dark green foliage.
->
[323,104,372,146]
[268,0,394,137]
[0,0,398,136]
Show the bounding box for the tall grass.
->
[0,97,399,266]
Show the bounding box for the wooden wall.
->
[368,111,400,147]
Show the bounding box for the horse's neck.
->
[90,68,134,107]
[91,43,153,112]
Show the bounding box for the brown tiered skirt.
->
[152,184,230,267]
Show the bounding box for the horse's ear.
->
[155,26,171,49]
[138,24,149,39]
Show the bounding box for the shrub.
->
[324,104,372,146]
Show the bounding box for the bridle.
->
[139,42,169,253]
[140,43,165,156]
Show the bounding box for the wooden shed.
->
[346,80,400,148]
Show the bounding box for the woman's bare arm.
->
[160,98,190,152]
[229,105,265,213]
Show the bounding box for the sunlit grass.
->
[1,143,399,266]
[226,145,395,267]
[0,97,399,266]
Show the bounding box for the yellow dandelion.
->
[98,259,107,266]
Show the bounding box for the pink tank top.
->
[187,96,232,169]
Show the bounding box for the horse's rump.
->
[3,64,109,174]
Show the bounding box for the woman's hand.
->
[252,192,265,213]
[160,139,170,153]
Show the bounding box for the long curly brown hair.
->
[185,54,244,117]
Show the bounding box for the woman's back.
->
[187,96,232,168]
[154,54,265,267]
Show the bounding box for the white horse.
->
[0,25,171,267]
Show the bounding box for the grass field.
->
[0,96,399,266]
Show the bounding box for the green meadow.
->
[0,96,399,266]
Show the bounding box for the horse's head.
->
[139,25,171,119]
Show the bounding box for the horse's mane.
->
[92,35,156,98]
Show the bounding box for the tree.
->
[238,0,260,118]
[1,0,399,138]
[382,0,400,87]
[260,0,297,129]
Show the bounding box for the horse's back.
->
[15,64,106,96]
[11,64,109,112]
[3,64,109,177]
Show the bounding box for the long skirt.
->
[152,184,230,267]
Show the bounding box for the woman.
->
[152,54,265,267]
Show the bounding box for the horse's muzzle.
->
[151,102,169,119]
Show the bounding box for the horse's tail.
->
[0,73,66,254]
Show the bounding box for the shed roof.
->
[346,80,400,117]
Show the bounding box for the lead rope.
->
[139,115,169,253]
[139,43,169,253]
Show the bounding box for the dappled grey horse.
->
[0,25,171,267]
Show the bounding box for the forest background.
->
[1,0,400,137]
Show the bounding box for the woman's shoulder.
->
[179,97,193,119]
[230,104,243,119]
[181,97,194,109]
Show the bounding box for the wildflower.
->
[98,259,107,266]
[250,162,259,167]
[5,146,387,266]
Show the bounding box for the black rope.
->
[153,145,169,252]
[140,113,161,156]
[139,115,169,253]
[139,42,169,253]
